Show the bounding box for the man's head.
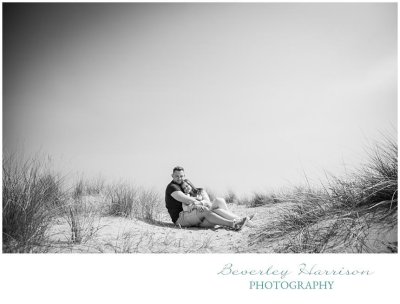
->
[171,166,185,184]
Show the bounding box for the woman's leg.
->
[210,198,241,220]
[200,210,248,230]
[198,218,215,228]
[210,197,228,210]
[201,209,235,228]
[212,208,240,220]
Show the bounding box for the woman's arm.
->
[171,191,203,207]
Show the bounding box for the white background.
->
[0,254,399,303]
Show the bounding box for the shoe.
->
[233,217,248,231]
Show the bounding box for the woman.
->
[180,180,254,227]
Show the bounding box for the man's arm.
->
[171,191,199,206]
[171,191,209,212]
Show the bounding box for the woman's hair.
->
[183,179,201,195]
[180,180,189,189]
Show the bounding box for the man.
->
[165,166,247,230]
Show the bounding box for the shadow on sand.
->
[140,218,225,231]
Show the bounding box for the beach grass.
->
[62,183,104,244]
[2,154,65,252]
[105,183,163,222]
[248,135,397,253]
[2,135,397,253]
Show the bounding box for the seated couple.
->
[165,166,252,231]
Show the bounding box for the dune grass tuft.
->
[62,182,104,244]
[240,192,281,207]
[249,136,397,253]
[63,201,103,244]
[2,154,65,252]
[106,183,163,222]
[224,190,238,204]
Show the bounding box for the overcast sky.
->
[2,3,397,196]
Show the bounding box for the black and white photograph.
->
[1,1,398,303]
